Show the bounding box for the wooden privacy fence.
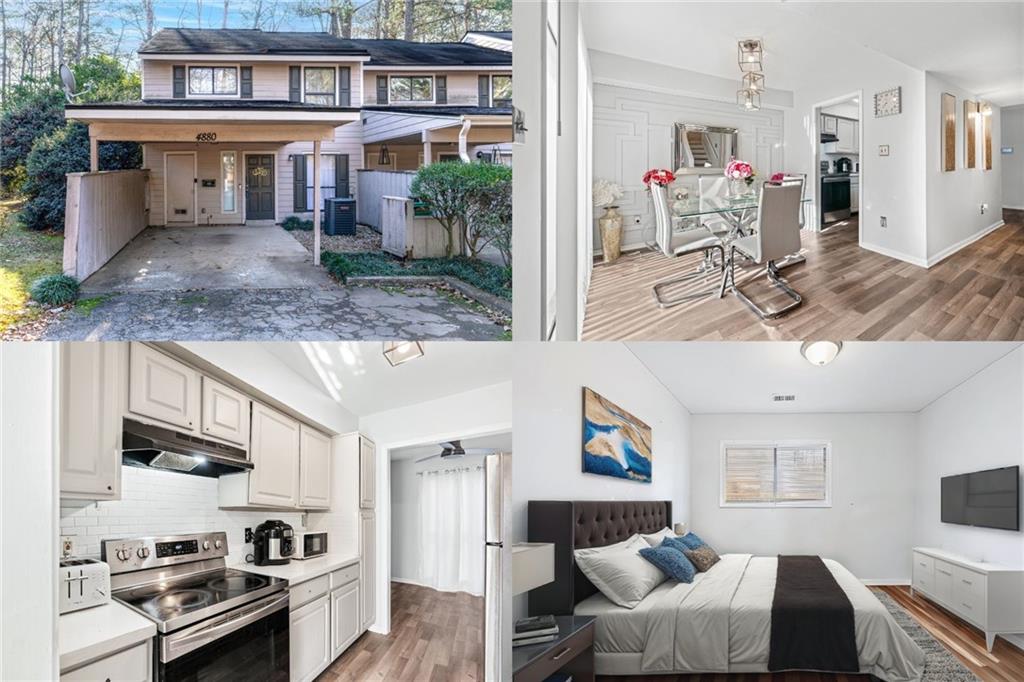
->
[356,169,415,231]
[64,169,149,282]
[380,196,453,259]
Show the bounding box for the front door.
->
[246,154,275,221]
[165,153,195,224]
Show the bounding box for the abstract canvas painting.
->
[582,387,652,483]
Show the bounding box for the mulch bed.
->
[286,224,382,254]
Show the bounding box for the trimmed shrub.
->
[410,162,470,257]
[282,216,314,231]
[465,165,512,265]
[29,274,79,306]
[321,251,511,300]
[0,83,65,196]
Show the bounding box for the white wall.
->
[924,73,1004,263]
[1002,105,1024,210]
[690,413,917,582]
[1,343,59,681]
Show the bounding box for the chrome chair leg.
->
[652,245,726,308]
[726,251,802,320]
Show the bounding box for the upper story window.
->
[188,66,238,96]
[304,67,336,106]
[390,75,433,103]
[491,75,512,107]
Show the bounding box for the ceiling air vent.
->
[771,393,796,403]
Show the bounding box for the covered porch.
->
[360,107,512,170]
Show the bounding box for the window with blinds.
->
[720,442,830,507]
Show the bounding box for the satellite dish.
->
[59,64,92,103]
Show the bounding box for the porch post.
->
[89,135,99,172]
[422,137,432,167]
[313,139,322,266]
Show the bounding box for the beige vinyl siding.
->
[142,60,172,99]
[278,120,364,217]
[362,70,509,106]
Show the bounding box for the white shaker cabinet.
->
[128,343,200,432]
[360,511,376,630]
[247,403,300,507]
[359,436,376,509]
[331,580,361,658]
[60,342,128,500]
[61,640,152,682]
[200,376,250,446]
[299,425,332,509]
[290,594,332,682]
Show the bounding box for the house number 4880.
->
[195,132,218,142]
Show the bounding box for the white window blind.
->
[721,442,830,507]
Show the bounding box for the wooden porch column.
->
[422,139,432,167]
[89,135,99,172]
[313,139,322,266]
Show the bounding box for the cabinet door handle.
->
[938,569,951,576]
[962,579,973,585]
[551,646,572,661]
[962,602,972,609]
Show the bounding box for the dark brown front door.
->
[245,154,274,221]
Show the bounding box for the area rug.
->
[872,589,979,681]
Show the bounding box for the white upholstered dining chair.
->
[650,182,725,308]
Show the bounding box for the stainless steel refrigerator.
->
[484,452,511,681]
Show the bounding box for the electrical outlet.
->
[61,536,74,558]
[981,203,988,215]
[880,216,887,228]
[244,527,254,544]
[632,215,642,225]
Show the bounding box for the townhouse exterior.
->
[64,28,512,233]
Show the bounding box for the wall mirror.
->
[673,123,739,173]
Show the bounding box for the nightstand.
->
[512,615,595,682]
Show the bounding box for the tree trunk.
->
[403,0,414,40]
[58,0,65,67]
[145,0,155,39]
[222,0,229,28]
[0,0,7,105]
[84,0,91,58]
[75,0,84,62]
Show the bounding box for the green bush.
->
[321,251,511,300]
[282,216,314,231]
[19,122,141,232]
[410,162,467,257]
[465,165,512,265]
[29,274,79,306]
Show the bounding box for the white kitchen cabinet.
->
[821,114,838,135]
[247,403,300,507]
[299,425,332,509]
[359,437,376,509]
[836,118,857,153]
[200,376,250,446]
[360,511,376,630]
[331,580,361,658]
[60,343,128,500]
[61,640,152,682]
[128,343,200,432]
[290,594,332,682]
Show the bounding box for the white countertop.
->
[230,552,360,585]
[59,601,157,672]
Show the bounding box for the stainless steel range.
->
[102,532,289,681]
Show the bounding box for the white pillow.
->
[640,527,675,547]
[574,535,666,609]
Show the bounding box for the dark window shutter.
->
[376,75,388,104]
[339,67,351,107]
[436,76,447,104]
[335,155,349,197]
[240,66,253,99]
[293,154,306,212]
[289,66,301,103]
[173,65,186,98]
[478,75,489,107]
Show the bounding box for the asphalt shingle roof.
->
[66,99,358,112]
[362,105,512,117]
[360,39,510,66]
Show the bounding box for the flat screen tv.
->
[941,465,1020,531]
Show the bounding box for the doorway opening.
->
[812,92,863,241]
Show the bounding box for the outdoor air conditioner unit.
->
[324,197,356,236]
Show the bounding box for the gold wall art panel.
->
[941,93,956,172]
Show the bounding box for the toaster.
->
[59,558,111,614]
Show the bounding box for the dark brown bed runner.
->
[768,555,859,673]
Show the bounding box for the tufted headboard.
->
[526,500,672,616]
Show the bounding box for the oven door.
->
[158,591,289,682]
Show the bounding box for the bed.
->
[527,500,926,681]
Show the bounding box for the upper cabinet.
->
[128,344,200,432]
[248,403,301,508]
[821,114,838,135]
[823,116,859,155]
[299,425,332,509]
[201,376,251,445]
[60,343,128,500]
[359,437,375,509]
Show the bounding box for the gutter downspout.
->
[458,117,472,162]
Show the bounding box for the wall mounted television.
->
[941,465,1020,531]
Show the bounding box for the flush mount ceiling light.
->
[383,341,424,367]
[800,340,843,366]
[737,39,763,73]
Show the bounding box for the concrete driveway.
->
[80,225,334,294]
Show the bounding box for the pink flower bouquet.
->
[642,168,676,188]
[725,158,755,180]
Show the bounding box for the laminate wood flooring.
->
[583,211,1024,341]
[317,581,483,682]
[597,586,1024,682]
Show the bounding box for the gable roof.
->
[139,28,369,56]
[359,39,511,66]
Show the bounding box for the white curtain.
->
[418,464,485,596]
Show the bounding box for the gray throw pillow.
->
[683,544,721,572]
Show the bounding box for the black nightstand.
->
[512,615,595,682]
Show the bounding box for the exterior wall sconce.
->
[378,144,392,166]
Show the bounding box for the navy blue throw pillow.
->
[639,543,697,583]
[678,532,706,550]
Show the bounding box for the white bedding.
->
[574,554,926,682]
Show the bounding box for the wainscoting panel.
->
[593,84,786,251]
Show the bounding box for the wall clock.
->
[874,86,902,117]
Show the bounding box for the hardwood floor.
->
[583,210,1024,340]
[596,586,1024,682]
[317,581,483,682]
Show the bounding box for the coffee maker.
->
[253,520,294,566]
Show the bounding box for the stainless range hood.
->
[122,418,253,478]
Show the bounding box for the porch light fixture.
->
[737,39,763,73]
[383,341,424,367]
[800,341,843,367]
[378,144,392,166]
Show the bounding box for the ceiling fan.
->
[415,440,497,463]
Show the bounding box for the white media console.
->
[911,547,1024,651]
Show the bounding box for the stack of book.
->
[513,614,559,647]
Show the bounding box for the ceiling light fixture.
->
[737,39,763,73]
[383,341,424,367]
[800,340,843,366]
[736,38,764,111]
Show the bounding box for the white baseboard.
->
[859,241,929,268]
[1003,633,1024,651]
[861,579,911,586]
[1003,205,1024,211]
[926,219,1006,267]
